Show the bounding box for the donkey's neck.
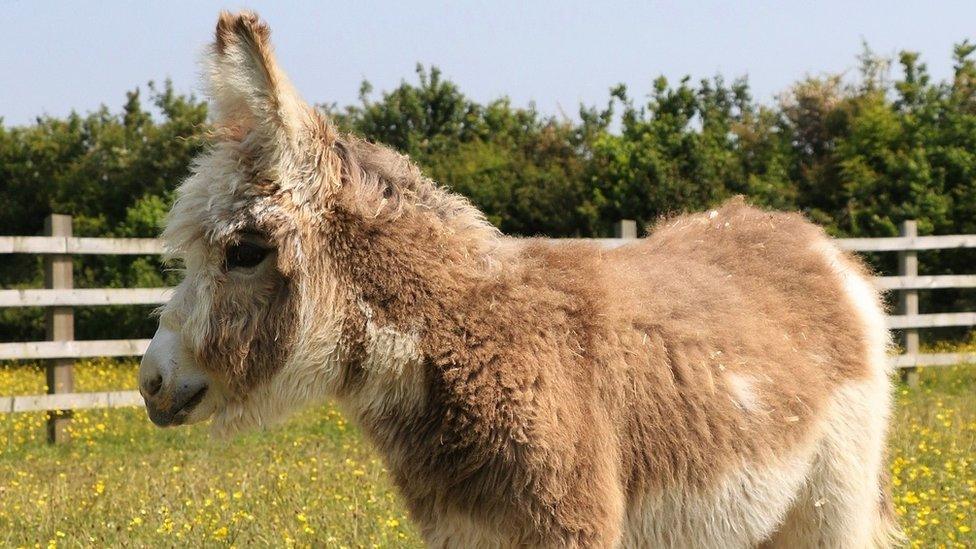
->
[339,236,516,419]
[341,239,606,500]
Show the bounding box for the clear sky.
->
[2,1,974,126]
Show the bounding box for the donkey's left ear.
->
[206,11,319,142]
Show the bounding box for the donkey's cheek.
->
[197,296,298,399]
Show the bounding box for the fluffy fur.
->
[143,11,904,547]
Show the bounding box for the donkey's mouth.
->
[146,385,209,427]
[179,386,209,416]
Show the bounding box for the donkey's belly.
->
[620,449,815,548]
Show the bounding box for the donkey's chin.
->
[181,401,218,426]
[207,382,303,439]
[208,403,261,439]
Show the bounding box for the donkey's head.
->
[139,11,496,434]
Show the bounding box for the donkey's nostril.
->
[144,374,163,397]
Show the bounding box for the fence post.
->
[898,220,920,387]
[44,214,74,443]
[614,219,638,239]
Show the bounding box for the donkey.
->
[139,11,902,548]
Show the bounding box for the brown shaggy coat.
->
[343,198,875,545]
[143,12,900,548]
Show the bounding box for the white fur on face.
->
[152,150,283,432]
[208,274,348,437]
[144,11,359,435]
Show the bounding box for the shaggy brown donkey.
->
[140,11,902,548]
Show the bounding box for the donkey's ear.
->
[206,11,315,140]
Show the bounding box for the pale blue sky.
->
[2,1,974,126]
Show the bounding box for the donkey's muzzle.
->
[139,325,210,427]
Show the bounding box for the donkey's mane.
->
[336,135,500,245]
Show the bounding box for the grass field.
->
[1,359,974,548]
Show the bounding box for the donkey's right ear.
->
[205,11,321,143]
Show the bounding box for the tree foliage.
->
[3,45,976,341]
[0,81,207,341]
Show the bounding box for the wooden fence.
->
[2,216,976,442]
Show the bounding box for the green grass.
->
[1,359,974,548]
[889,366,976,547]
[0,360,421,548]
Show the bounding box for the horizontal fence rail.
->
[2,390,144,414]
[890,352,976,368]
[0,236,165,255]
[2,216,976,424]
[835,234,976,252]
[0,288,172,307]
[873,275,976,290]
[0,339,151,361]
[886,312,976,330]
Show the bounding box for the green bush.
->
[3,44,976,342]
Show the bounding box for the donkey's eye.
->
[225,241,270,270]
